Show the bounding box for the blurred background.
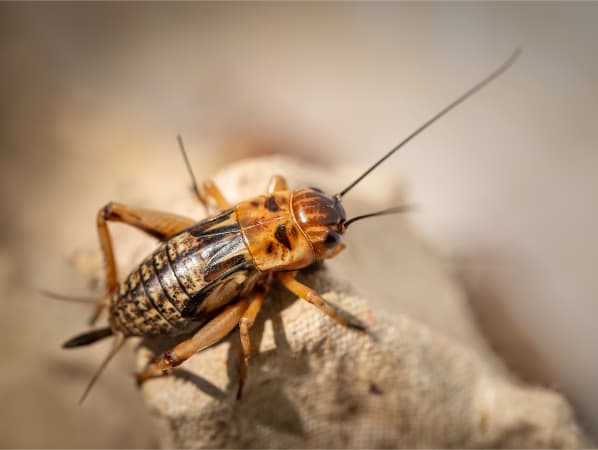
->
[1,3,597,447]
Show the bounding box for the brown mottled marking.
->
[140,262,152,282]
[141,259,188,328]
[274,224,292,250]
[236,191,314,271]
[265,195,280,212]
[152,248,190,312]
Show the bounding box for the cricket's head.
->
[292,187,413,261]
[291,188,347,260]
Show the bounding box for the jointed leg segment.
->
[93,202,196,324]
[136,299,250,384]
[136,286,268,397]
[278,271,367,331]
[201,180,231,210]
[267,175,288,193]
[177,135,230,212]
[238,286,267,398]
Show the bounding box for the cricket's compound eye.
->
[323,231,342,249]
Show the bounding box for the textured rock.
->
[133,157,588,448]
[138,266,587,448]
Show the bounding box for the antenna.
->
[337,48,522,198]
[344,204,415,228]
[177,134,207,209]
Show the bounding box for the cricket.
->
[55,49,520,403]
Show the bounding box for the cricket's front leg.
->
[266,175,288,193]
[201,180,231,210]
[177,135,231,212]
[278,271,368,331]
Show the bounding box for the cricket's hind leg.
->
[52,204,195,403]
[92,202,196,324]
[137,285,269,400]
[136,298,250,385]
[45,203,196,330]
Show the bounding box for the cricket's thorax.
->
[236,188,347,271]
[236,191,316,271]
[109,209,258,337]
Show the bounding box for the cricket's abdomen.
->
[109,208,258,337]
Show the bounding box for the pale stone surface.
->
[134,157,589,448]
